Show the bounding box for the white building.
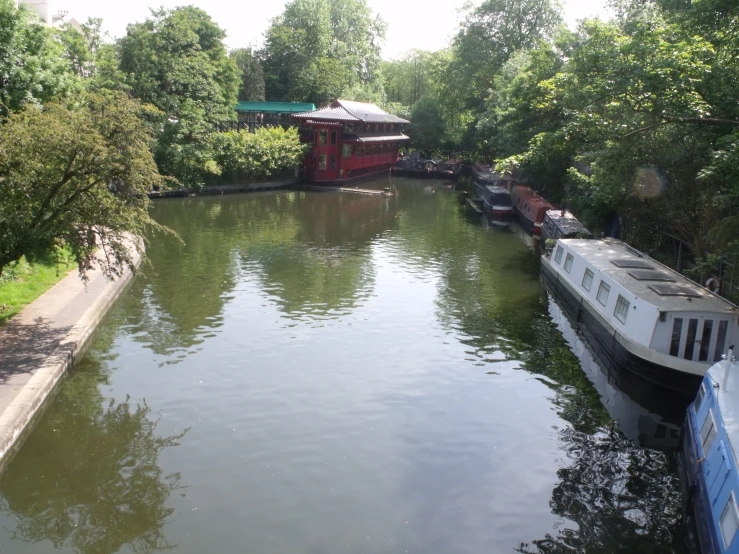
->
[15,1,68,26]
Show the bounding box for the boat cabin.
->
[291,100,409,184]
[542,210,591,242]
[512,186,555,234]
[235,101,316,132]
[547,239,739,375]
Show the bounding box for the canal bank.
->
[0,247,141,468]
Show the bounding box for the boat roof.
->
[707,359,739,464]
[484,185,509,194]
[560,239,739,313]
[292,100,409,124]
[546,210,591,236]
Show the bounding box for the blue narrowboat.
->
[679,348,739,554]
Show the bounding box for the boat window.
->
[670,318,683,357]
[329,155,336,170]
[318,154,327,170]
[342,144,352,158]
[684,318,699,361]
[582,268,594,291]
[319,130,328,145]
[330,131,337,145]
[721,493,739,548]
[700,410,718,453]
[596,281,610,306]
[614,295,630,324]
[694,383,706,413]
[554,246,564,264]
[715,320,729,362]
[564,253,574,273]
[699,320,714,362]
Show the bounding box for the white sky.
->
[56,0,610,59]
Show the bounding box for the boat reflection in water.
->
[547,294,683,450]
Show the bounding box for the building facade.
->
[291,100,409,184]
[15,1,67,25]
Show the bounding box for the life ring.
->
[706,277,720,293]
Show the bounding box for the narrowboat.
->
[475,183,513,217]
[511,186,555,235]
[541,210,591,242]
[541,238,739,393]
[679,351,739,554]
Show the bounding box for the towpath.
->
[0,250,140,466]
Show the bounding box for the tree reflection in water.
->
[0,334,187,554]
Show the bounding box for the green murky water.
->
[0,178,688,553]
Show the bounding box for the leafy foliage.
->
[0,0,75,116]
[211,127,307,183]
[261,0,385,105]
[118,6,239,189]
[0,92,166,279]
[230,47,265,101]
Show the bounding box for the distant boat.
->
[541,209,591,242]
[475,183,513,217]
[678,350,739,554]
[541,238,739,393]
[511,186,555,235]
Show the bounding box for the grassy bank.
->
[0,251,75,326]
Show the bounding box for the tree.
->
[0,92,167,279]
[230,47,265,101]
[118,7,239,188]
[449,0,562,111]
[0,0,76,116]
[409,96,447,154]
[261,0,385,105]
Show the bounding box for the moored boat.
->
[542,209,591,242]
[511,186,555,235]
[475,183,513,217]
[541,238,739,393]
[679,350,739,554]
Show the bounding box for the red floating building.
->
[291,100,409,184]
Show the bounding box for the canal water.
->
[0,178,688,553]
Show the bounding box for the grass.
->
[0,249,75,327]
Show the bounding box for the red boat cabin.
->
[291,100,410,184]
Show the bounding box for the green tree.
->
[450,0,563,112]
[0,0,76,116]
[0,92,167,279]
[261,0,385,104]
[118,7,239,188]
[230,47,265,101]
[409,96,446,154]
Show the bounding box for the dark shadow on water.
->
[0,327,187,554]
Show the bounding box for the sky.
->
[56,0,611,59]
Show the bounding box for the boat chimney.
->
[723,345,736,389]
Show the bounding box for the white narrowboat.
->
[541,239,739,393]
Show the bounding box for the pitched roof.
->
[236,101,316,113]
[292,99,409,124]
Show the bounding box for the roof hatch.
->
[627,270,676,282]
[611,259,654,269]
[648,284,702,298]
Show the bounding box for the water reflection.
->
[0,180,691,553]
[0,328,186,554]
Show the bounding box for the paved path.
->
[0,250,140,466]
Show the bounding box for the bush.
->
[211,127,307,184]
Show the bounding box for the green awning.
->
[235,101,316,113]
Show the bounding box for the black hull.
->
[541,261,702,397]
